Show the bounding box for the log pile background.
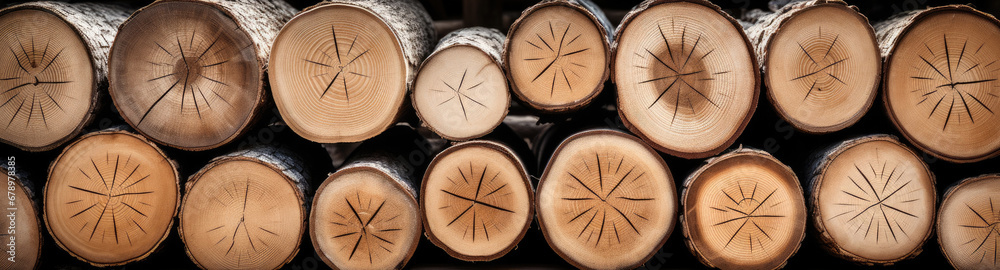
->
[3,0,1000,269]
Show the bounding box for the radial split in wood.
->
[1,168,42,270]
[109,0,295,150]
[536,129,676,269]
[613,0,759,159]
[180,146,309,270]
[503,0,611,113]
[413,27,509,141]
[938,174,1000,270]
[44,129,180,266]
[876,5,1000,163]
[0,2,129,151]
[747,0,880,133]
[270,0,434,143]
[681,148,805,270]
[809,135,936,265]
[421,140,533,261]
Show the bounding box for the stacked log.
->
[0,2,130,151]
[1,166,42,270]
[937,174,1000,269]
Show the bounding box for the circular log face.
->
[813,138,935,263]
[766,4,880,133]
[0,9,94,150]
[311,168,420,270]
[421,141,532,260]
[506,4,607,111]
[45,132,179,266]
[683,150,805,270]
[270,4,406,143]
[109,1,259,150]
[614,1,756,158]
[938,175,1000,270]
[536,130,676,269]
[1,169,41,270]
[413,45,509,141]
[180,159,304,270]
[884,10,1000,162]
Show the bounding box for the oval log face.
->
[937,175,1000,270]
[1,169,41,270]
[884,8,1000,162]
[0,9,94,150]
[109,1,260,150]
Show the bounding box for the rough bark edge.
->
[679,147,805,270]
[419,140,534,261]
[413,27,510,141]
[179,145,309,270]
[806,135,936,265]
[0,2,130,152]
[874,4,1000,163]
[936,173,1000,270]
[535,129,676,270]
[111,0,295,151]
[503,0,612,113]
[2,167,43,270]
[612,0,760,159]
[43,128,181,267]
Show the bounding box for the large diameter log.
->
[808,135,936,265]
[270,0,435,143]
[310,126,432,269]
[420,140,533,261]
[0,2,130,152]
[1,167,42,270]
[745,0,880,134]
[503,0,612,113]
[612,0,759,159]
[875,5,1000,163]
[413,27,510,141]
[681,148,806,270]
[937,174,1000,270]
[536,129,676,269]
[109,0,296,150]
[44,128,180,266]
[179,146,309,270]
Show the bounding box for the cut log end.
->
[1,168,42,270]
[536,129,676,269]
[682,148,805,270]
[0,8,96,151]
[505,1,609,112]
[180,157,306,270]
[810,135,936,264]
[421,141,533,261]
[760,2,881,133]
[879,5,1000,163]
[311,167,421,270]
[614,0,758,159]
[44,130,179,266]
[937,174,1000,270]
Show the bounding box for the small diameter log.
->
[536,129,676,269]
[937,174,1000,269]
[681,148,805,270]
[613,0,759,159]
[808,135,936,265]
[413,27,510,141]
[0,2,130,151]
[745,0,880,134]
[311,126,431,269]
[179,146,309,270]
[44,128,180,266]
[1,167,42,270]
[109,0,296,150]
[875,5,1000,163]
[503,0,612,113]
[270,0,435,143]
[420,140,533,261]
